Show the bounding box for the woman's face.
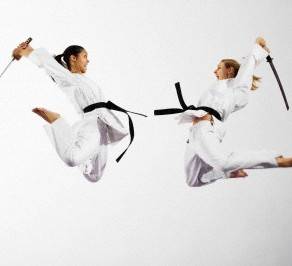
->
[70,49,89,73]
[214,62,228,80]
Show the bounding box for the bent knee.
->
[186,178,203,187]
[212,158,230,172]
[64,158,79,167]
[62,152,86,167]
[84,174,102,183]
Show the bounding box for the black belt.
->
[154,82,222,121]
[83,101,147,162]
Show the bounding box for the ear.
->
[69,54,77,62]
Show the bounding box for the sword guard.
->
[25,37,33,45]
[266,55,273,62]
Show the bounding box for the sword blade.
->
[266,55,289,110]
[0,37,32,80]
[0,58,15,79]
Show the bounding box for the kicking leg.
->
[33,107,101,167]
[228,156,291,178]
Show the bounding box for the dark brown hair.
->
[54,45,84,70]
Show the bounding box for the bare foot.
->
[276,156,292,167]
[32,107,61,124]
[229,169,248,178]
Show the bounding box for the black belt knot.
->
[154,82,222,121]
[83,101,147,162]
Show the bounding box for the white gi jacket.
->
[28,48,128,182]
[182,44,280,187]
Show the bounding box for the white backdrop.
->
[0,0,292,265]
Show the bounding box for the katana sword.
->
[0,37,32,79]
[266,55,289,110]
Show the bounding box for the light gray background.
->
[0,0,291,265]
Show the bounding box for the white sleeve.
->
[27,48,77,87]
[233,89,249,112]
[232,44,268,111]
[233,43,269,91]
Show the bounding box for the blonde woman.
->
[180,37,292,186]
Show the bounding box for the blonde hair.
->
[221,59,261,90]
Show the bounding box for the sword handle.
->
[266,55,273,63]
[24,37,33,45]
[12,37,33,61]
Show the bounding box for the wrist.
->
[23,47,34,57]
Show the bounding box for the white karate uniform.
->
[28,48,128,182]
[180,44,281,187]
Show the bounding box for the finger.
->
[19,42,28,49]
[256,37,266,47]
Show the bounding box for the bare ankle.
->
[49,114,61,124]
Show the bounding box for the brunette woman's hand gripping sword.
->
[0,37,32,79]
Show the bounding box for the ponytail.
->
[251,75,261,91]
[54,45,84,70]
[54,53,67,68]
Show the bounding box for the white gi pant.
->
[44,115,109,182]
[185,121,280,187]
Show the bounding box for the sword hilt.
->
[12,37,33,61]
[266,55,273,63]
[0,37,33,77]
[24,37,33,45]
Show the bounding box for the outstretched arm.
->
[233,37,270,90]
[232,37,270,111]
[13,42,76,87]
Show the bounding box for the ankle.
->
[49,114,61,124]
